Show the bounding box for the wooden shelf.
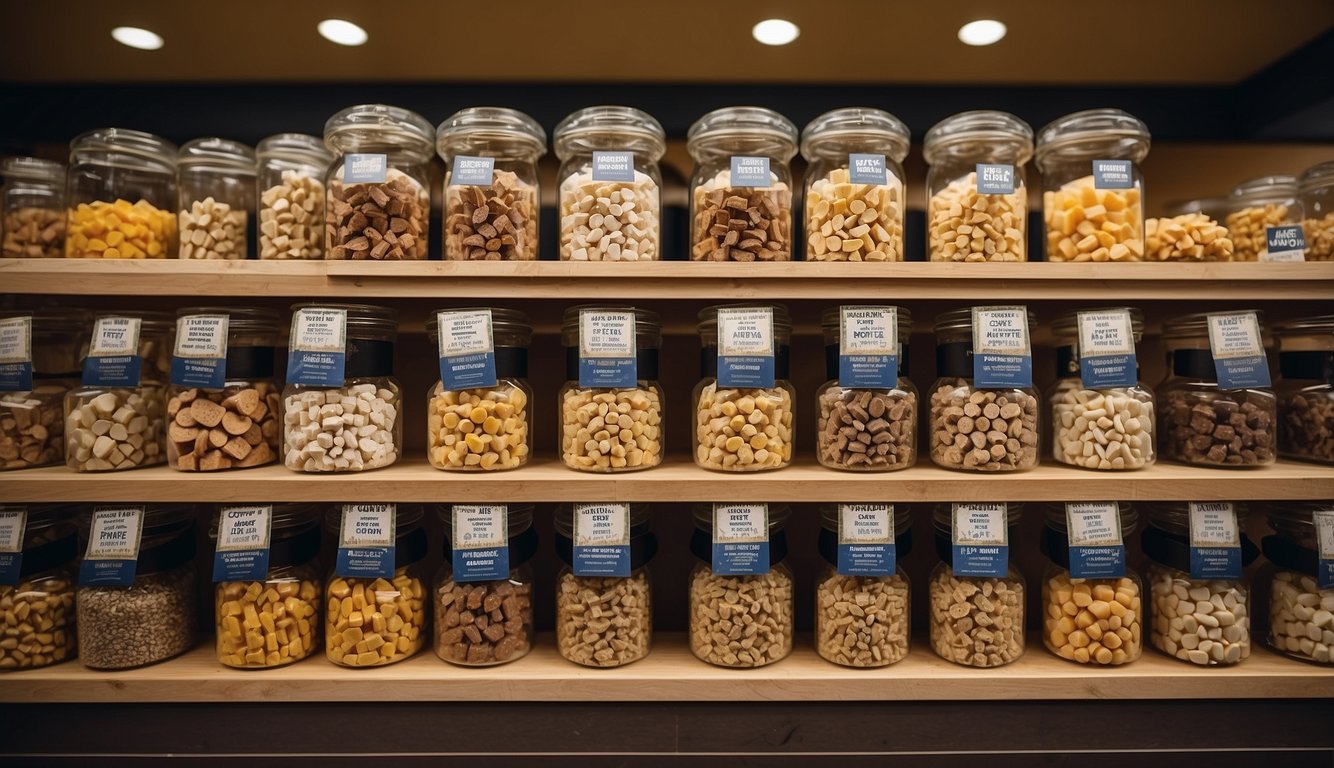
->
[5,258,1334,299]
[2,458,1331,503]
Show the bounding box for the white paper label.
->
[972,307,1030,357]
[579,310,636,359]
[216,505,271,552]
[1316,509,1334,562]
[451,505,508,550]
[340,504,395,548]
[1207,312,1264,361]
[1065,502,1123,547]
[174,314,229,358]
[840,306,897,357]
[1077,310,1134,359]
[1189,502,1240,547]
[717,308,773,357]
[839,504,892,544]
[953,503,1007,545]
[574,503,630,547]
[89,317,141,357]
[0,317,32,365]
[85,506,144,560]
[714,504,768,543]
[436,310,493,358]
[291,309,347,353]
[0,507,25,554]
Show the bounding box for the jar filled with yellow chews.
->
[323,504,428,667]
[64,128,178,259]
[211,503,323,669]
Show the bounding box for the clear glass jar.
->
[800,107,909,262]
[815,504,911,667]
[928,503,1026,667]
[167,307,280,472]
[816,306,916,471]
[0,504,78,670]
[427,308,532,472]
[1260,502,1334,665]
[282,303,401,473]
[1225,175,1305,262]
[177,138,255,260]
[1,309,87,471]
[211,503,323,669]
[324,504,428,667]
[1040,502,1143,665]
[559,306,664,472]
[437,107,544,261]
[689,504,793,667]
[923,110,1032,263]
[65,128,178,259]
[1146,197,1235,262]
[695,304,795,471]
[1275,316,1334,465]
[77,503,197,669]
[1035,109,1150,263]
[554,105,665,262]
[1158,312,1276,467]
[257,133,333,260]
[434,504,536,666]
[929,308,1040,472]
[1300,161,1334,262]
[1143,502,1256,666]
[687,107,797,262]
[1047,308,1155,470]
[64,311,172,472]
[324,104,432,261]
[2,156,66,258]
[553,504,655,667]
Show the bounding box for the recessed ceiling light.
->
[110,26,164,51]
[752,19,799,46]
[958,19,1006,46]
[318,19,368,46]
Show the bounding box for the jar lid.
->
[922,110,1033,163]
[256,133,334,167]
[2,308,89,336]
[800,107,910,163]
[1043,502,1138,535]
[560,305,662,343]
[2,156,66,186]
[553,106,666,160]
[932,307,1037,335]
[325,104,435,155]
[691,503,791,533]
[1162,197,1229,218]
[1299,160,1334,193]
[1274,315,1334,337]
[820,305,912,339]
[552,503,652,539]
[288,302,398,336]
[1230,174,1299,204]
[1263,500,1331,531]
[687,107,798,156]
[931,502,1023,532]
[208,503,324,538]
[323,504,424,535]
[69,127,179,170]
[91,309,175,336]
[178,306,280,336]
[1149,501,1250,531]
[1034,108,1151,165]
[0,503,79,530]
[436,503,535,538]
[1051,307,1144,341]
[818,503,911,535]
[1161,310,1265,340]
[178,137,257,175]
[427,307,533,346]
[435,107,546,158]
[697,303,793,336]
[78,503,196,534]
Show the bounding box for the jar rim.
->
[288,302,398,335]
[691,503,791,532]
[1,308,90,335]
[820,305,912,337]
[2,156,66,185]
[91,310,175,335]
[933,306,1037,335]
[70,127,179,168]
[931,502,1024,531]
[697,303,793,335]
[1229,174,1299,203]
[1274,314,1334,336]
[208,502,324,538]
[1043,502,1138,535]
[687,106,799,155]
[78,503,196,533]
[553,106,666,160]
[1261,501,1332,531]
[1034,108,1151,164]
[427,307,533,343]
[323,503,424,535]
[1051,307,1145,339]
[178,306,281,335]
[1149,501,1250,532]
[818,503,912,534]
[923,110,1033,159]
[561,305,662,334]
[553,503,652,538]
[325,104,435,154]
[1162,197,1229,218]
[435,106,546,157]
[178,137,257,173]
[435,503,535,537]
[800,107,910,162]
[256,133,334,166]
[1299,160,1334,192]
[0,503,80,529]
[1161,310,1265,340]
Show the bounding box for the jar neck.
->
[690,527,788,567]
[933,525,1017,567]
[1141,522,1258,573]
[699,345,790,379]
[267,524,322,570]
[1278,350,1334,383]
[344,338,395,378]
[18,530,78,579]
[554,530,658,570]
[566,347,658,382]
[825,343,910,380]
[443,525,539,569]
[817,526,912,567]
[1262,529,1321,576]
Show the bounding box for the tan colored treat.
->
[64,387,167,472]
[556,571,651,667]
[928,172,1025,262]
[1280,391,1334,463]
[928,566,1025,667]
[283,383,399,472]
[1144,214,1234,262]
[559,170,659,261]
[259,171,325,260]
[1226,203,1293,261]
[695,384,793,471]
[0,384,66,470]
[434,577,532,666]
[444,169,538,261]
[1268,571,1334,664]
[1302,211,1334,261]
[78,566,196,669]
[215,575,321,668]
[2,206,65,258]
[427,384,528,471]
[1044,175,1144,262]
[929,379,1039,471]
[561,387,662,472]
[178,196,246,260]
[805,167,902,262]
[690,169,792,261]
[326,169,428,260]
[815,573,910,667]
[1051,383,1154,470]
[326,570,426,667]
[168,383,280,472]
[817,387,915,470]
[689,566,793,667]
[1148,564,1250,666]
[1043,572,1142,665]
[0,573,75,670]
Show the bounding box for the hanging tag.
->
[335,504,396,579]
[712,503,769,576]
[839,306,898,388]
[1262,226,1306,262]
[171,313,230,389]
[451,505,509,582]
[729,156,771,188]
[578,309,637,388]
[83,316,142,387]
[1076,309,1138,388]
[572,503,631,577]
[0,316,33,392]
[717,307,775,388]
[0,506,26,585]
[976,163,1016,194]
[952,502,1009,577]
[592,151,635,183]
[848,154,888,185]
[1093,160,1134,190]
[450,155,495,186]
[1188,502,1242,580]
[212,505,273,582]
[344,153,388,184]
[286,308,347,387]
[436,309,496,390]
[78,506,144,587]
[1065,502,1126,579]
[1206,312,1271,389]
[837,504,895,577]
[972,306,1032,388]
[1314,508,1334,589]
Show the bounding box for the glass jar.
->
[1225,175,1305,262]
[168,307,281,472]
[177,138,255,260]
[426,308,532,472]
[1040,502,1143,665]
[816,306,916,471]
[923,110,1032,263]
[800,107,909,262]
[1300,161,1334,262]
[2,156,66,258]
[65,127,178,259]
[1,309,87,471]
[282,303,401,473]
[687,107,797,262]
[815,504,912,667]
[1158,312,1276,467]
[553,503,656,667]
[257,133,333,260]
[1035,109,1150,263]
[1047,308,1155,470]
[77,503,197,669]
[437,107,544,261]
[929,308,1040,472]
[324,504,428,667]
[434,504,536,666]
[689,504,793,667]
[211,503,323,669]
[554,105,665,262]
[1143,502,1257,666]
[1275,316,1334,465]
[1260,502,1334,665]
[1146,198,1235,262]
[558,306,664,472]
[0,504,78,670]
[64,311,172,472]
[324,104,432,261]
[928,503,1026,667]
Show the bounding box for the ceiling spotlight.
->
[752,19,799,46]
[958,19,1006,46]
[110,26,164,51]
[318,19,369,46]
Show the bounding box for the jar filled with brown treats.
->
[1274,315,1334,465]
[928,502,1025,667]
[2,156,66,258]
[1259,501,1334,665]
[176,138,255,260]
[815,503,911,667]
[256,133,333,260]
[0,504,78,670]
[1225,175,1306,262]
[1300,161,1334,261]
[1,309,87,471]
[64,127,177,259]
